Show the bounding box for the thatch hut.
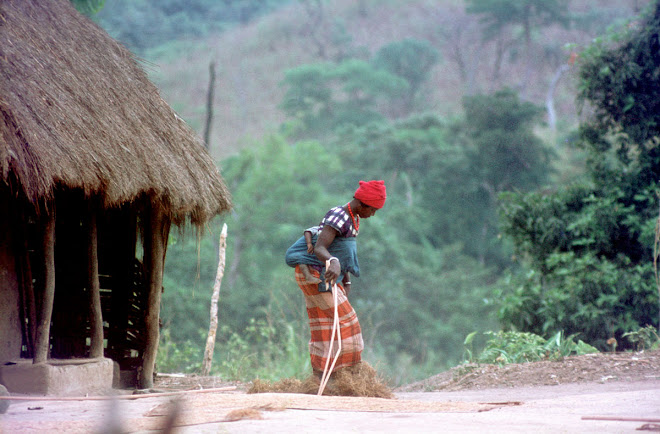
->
[0,0,231,394]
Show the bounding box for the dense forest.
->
[77,0,659,384]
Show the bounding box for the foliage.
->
[623,325,660,351]
[279,59,407,136]
[466,0,570,40]
[497,2,660,347]
[495,254,657,349]
[462,89,553,195]
[372,39,440,114]
[457,90,554,266]
[157,320,309,381]
[211,320,310,381]
[470,330,598,366]
[70,0,106,15]
[577,2,660,148]
[156,328,203,374]
[331,98,552,270]
[94,0,291,54]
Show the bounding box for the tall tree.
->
[461,89,554,265]
[372,39,440,115]
[498,1,660,347]
[466,0,569,93]
[279,60,407,136]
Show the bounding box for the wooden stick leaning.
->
[318,259,342,396]
[202,223,228,376]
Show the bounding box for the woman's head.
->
[353,180,386,218]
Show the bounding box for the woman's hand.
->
[343,281,351,296]
[314,225,340,285]
[325,258,341,284]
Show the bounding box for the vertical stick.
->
[203,61,216,151]
[87,202,104,358]
[34,206,56,364]
[140,202,167,389]
[201,223,227,376]
[654,193,660,333]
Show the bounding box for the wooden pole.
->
[140,202,168,389]
[201,223,227,376]
[87,202,104,358]
[34,206,56,364]
[655,192,660,333]
[14,203,37,358]
[203,61,216,151]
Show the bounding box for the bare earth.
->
[1,350,659,433]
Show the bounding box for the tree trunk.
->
[546,64,570,132]
[203,61,216,151]
[34,206,56,364]
[201,223,228,376]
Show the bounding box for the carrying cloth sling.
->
[285,234,360,292]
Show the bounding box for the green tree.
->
[95,0,291,54]
[460,89,554,266]
[498,2,660,347]
[279,60,407,136]
[466,0,569,91]
[372,39,440,115]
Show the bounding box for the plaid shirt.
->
[319,206,358,237]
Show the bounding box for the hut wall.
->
[0,193,22,362]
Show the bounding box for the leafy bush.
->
[467,330,598,366]
[494,251,657,350]
[623,325,660,351]
[157,318,310,381]
[156,329,203,374]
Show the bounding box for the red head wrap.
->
[354,180,387,209]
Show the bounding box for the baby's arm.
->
[304,231,314,253]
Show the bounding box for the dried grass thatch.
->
[0,0,231,225]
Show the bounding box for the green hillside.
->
[98,0,647,159]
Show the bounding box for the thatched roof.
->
[0,0,231,225]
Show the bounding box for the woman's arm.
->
[314,225,341,284]
[342,274,352,296]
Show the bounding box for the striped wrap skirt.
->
[295,265,364,372]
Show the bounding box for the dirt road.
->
[1,379,658,433]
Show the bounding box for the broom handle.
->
[318,259,343,395]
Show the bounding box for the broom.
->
[317,258,342,396]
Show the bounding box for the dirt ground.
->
[1,350,659,433]
[397,348,660,392]
[152,349,660,393]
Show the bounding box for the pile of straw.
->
[248,362,393,399]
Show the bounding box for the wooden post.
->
[13,203,37,358]
[33,206,56,364]
[139,202,168,389]
[655,193,660,334]
[87,202,104,358]
[201,223,227,376]
[203,61,216,151]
